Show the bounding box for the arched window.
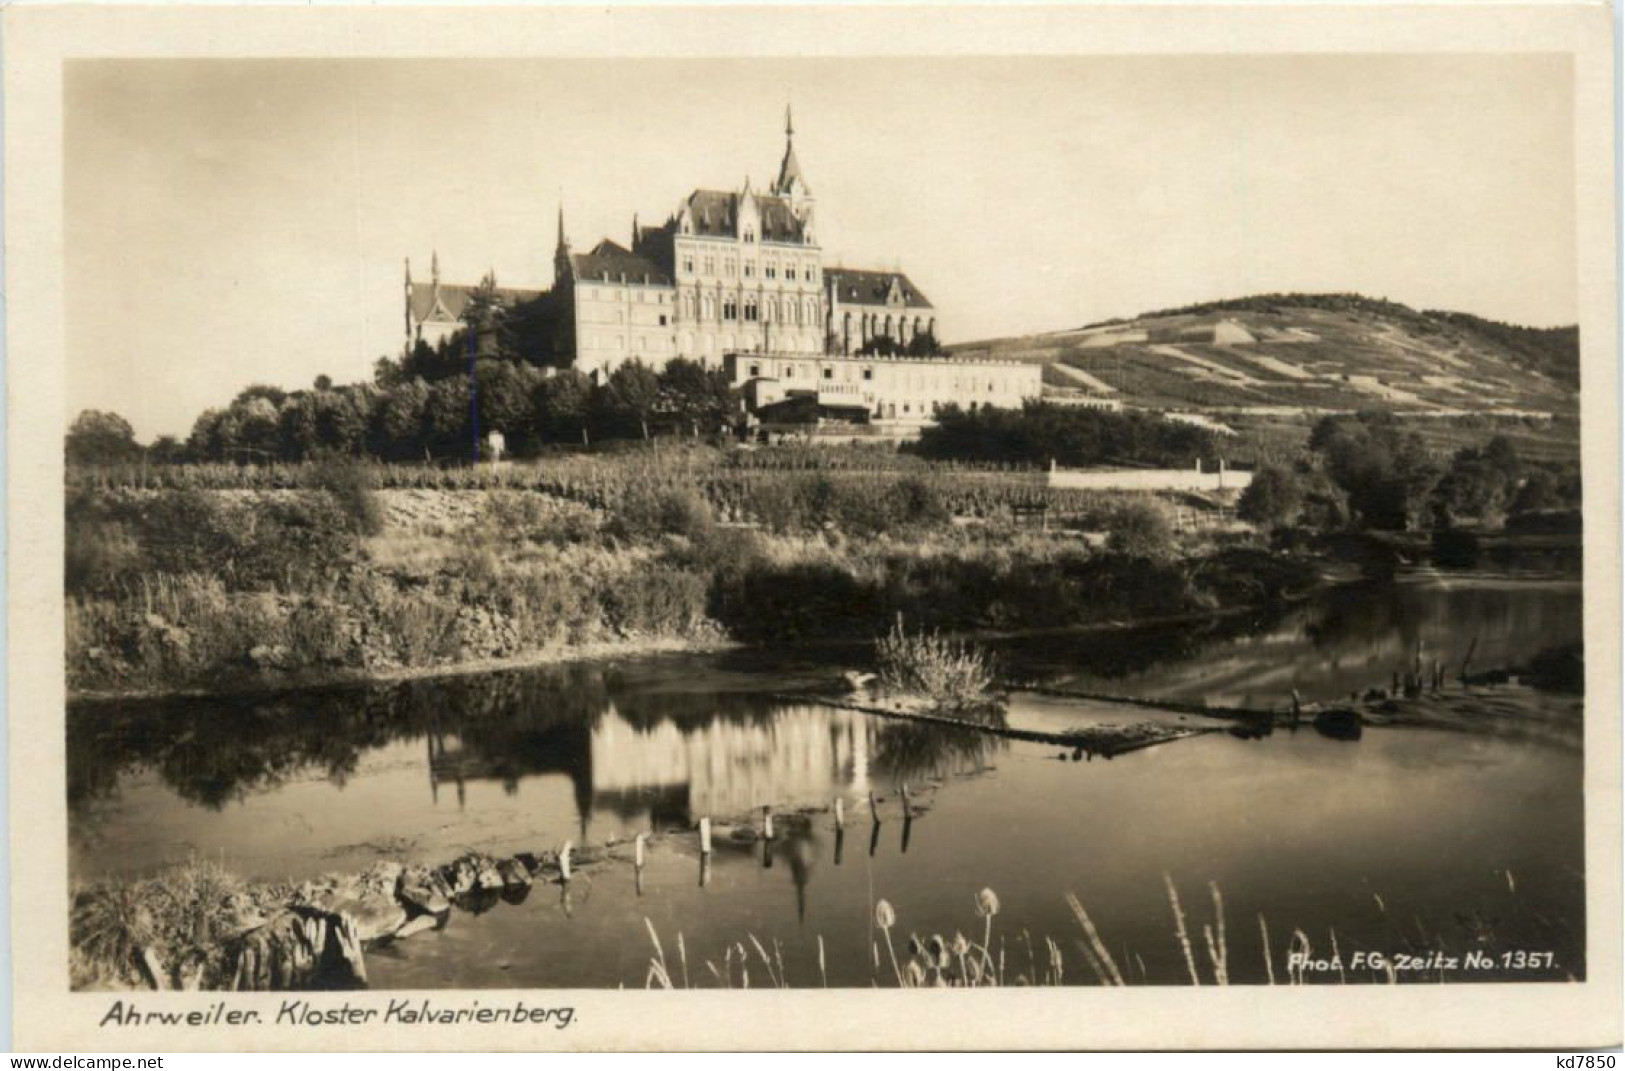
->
[702,295,714,320]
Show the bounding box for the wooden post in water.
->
[634,832,646,870]
[869,790,881,823]
[834,797,845,831]
[901,784,914,820]
[699,817,712,856]
[763,806,775,841]
[559,840,573,884]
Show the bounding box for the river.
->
[67,567,1585,986]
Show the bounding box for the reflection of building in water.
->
[591,704,871,817]
[425,717,593,835]
[420,703,873,836]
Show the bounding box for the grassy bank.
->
[66,455,1318,696]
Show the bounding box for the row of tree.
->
[913,400,1219,469]
[1237,411,1582,531]
[66,357,736,466]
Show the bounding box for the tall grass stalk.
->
[1163,872,1201,986]
[1065,892,1125,986]
[1259,914,1276,985]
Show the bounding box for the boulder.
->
[495,856,531,889]
[229,906,366,991]
[397,864,452,918]
[296,863,408,943]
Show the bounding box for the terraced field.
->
[951,301,1578,420]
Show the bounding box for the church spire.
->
[773,104,810,199]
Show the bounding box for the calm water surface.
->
[68,569,1585,986]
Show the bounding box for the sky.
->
[66,55,1577,441]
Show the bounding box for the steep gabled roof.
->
[568,239,674,286]
[827,268,935,310]
[681,189,809,245]
[408,282,546,325]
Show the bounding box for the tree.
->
[1237,464,1304,528]
[1308,413,1439,530]
[370,378,431,460]
[315,386,372,456]
[593,361,661,440]
[474,360,542,453]
[657,357,734,435]
[422,378,472,460]
[147,435,186,464]
[277,392,323,461]
[535,369,593,444]
[1107,500,1176,559]
[65,409,141,465]
[1430,436,1522,527]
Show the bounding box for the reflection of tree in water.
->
[1302,578,1581,670]
[870,720,1006,783]
[993,606,1292,684]
[67,660,785,814]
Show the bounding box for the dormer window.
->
[745,229,755,243]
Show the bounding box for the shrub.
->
[875,618,998,714]
[70,877,156,985]
[65,516,142,595]
[612,485,715,542]
[309,456,385,537]
[1237,465,1303,528]
[1106,500,1176,559]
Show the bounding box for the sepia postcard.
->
[5,2,1620,1052]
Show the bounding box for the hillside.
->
[948,293,1579,419]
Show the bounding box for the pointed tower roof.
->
[773,104,810,197]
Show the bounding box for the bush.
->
[1237,464,1303,528]
[1106,500,1176,559]
[309,456,384,537]
[612,486,715,542]
[875,618,998,714]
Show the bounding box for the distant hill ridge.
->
[1093,293,1578,388]
[950,291,1578,416]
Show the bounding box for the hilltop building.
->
[405,111,939,374]
[402,111,1039,427]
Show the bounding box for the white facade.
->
[726,351,1042,424]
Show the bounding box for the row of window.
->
[682,292,820,325]
[584,308,670,327]
[745,361,1026,396]
[679,252,820,283]
[679,220,816,246]
[582,288,668,303]
[586,333,670,352]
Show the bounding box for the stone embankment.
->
[98,791,942,993]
